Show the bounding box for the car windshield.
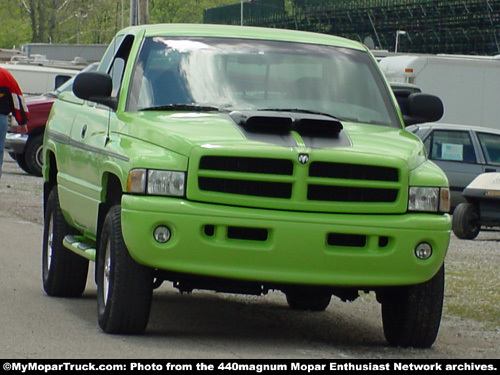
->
[127,37,399,127]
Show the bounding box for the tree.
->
[0,0,243,48]
[149,0,235,24]
[0,0,31,48]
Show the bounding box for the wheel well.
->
[97,173,123,232]
[27,127,45,142]
[43,151,58,216]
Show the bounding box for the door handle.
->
[81,124,87,138]
[485,168,497,172]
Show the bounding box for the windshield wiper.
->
[141,104,222,112]
[258,108,340,121]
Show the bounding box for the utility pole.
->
[140,0,150,25]
[241,0,244,26]
[130,0,138,25]
[130,0,149,26]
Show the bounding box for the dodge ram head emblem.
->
[298,153,309,164]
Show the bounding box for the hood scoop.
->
[230,110,343,137]
[229,110,350,149]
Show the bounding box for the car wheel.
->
[15,153,31,175]
[378,265,444,348]
[24,134,44,177]
[42,187,89,297]
[97,205,153,334]
[452,202,480,239]
[285,287,332,311]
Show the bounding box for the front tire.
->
[378,265,445,348]
[42,187,89,297]
[97,205,153,334]
[452,203,480,239]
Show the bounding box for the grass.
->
[444,263,500,328]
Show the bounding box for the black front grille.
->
[200,156,293,175]
[310,162,399,182]
[308,185,398,202]
[199,177,292,198]
[196,155,401,207]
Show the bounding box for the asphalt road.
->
[0,153,499,359]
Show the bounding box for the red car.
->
[6,63,97,176]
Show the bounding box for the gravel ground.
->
[1,152,499,358]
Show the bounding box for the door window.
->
[477,132,500,165]
[426,130,476,163]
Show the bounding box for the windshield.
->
[127,37,400,127]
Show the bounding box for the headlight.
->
[127,169,186,197]
[408,187,450,213]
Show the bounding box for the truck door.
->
[64,35,132,234]
[423,129,483,210]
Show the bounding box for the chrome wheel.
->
[103,242,111,306]
[42,187,88,297]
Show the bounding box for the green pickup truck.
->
[42,24,450,347]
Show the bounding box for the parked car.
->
[452,172,500,239]
[42,24,449,347]
[406,123,500,211]
[5,63,98,176]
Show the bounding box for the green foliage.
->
[150,0,236,24]
[0,0,238,48]
[0,1,31,48]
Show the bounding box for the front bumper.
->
[121,195,451,288]
[5,133,28,154]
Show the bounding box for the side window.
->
[98,35,124,73]
[428,130,476,163]
[107,35,135,98]
[477,132,500,165]
[109,58,126,97]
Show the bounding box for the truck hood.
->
[119,110,425,169]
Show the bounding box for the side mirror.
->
[402,93,444,126]
[73,71,117,110]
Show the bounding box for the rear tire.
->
[42,187,89,297]
[97,205,153,334]
[452,203,480,239]
[378,265,445,348]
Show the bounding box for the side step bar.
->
[63,235,96,262]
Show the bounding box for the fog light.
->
[153,226,171,243]
[415,242,432,260]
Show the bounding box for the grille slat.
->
[310,161,399,182]
[308,185,398,202]
[200,156,293,175]
[199,177,292,198]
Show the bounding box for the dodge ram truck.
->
[42,24,450,347]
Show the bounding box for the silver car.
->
[406,123,500,211]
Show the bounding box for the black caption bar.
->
[2,360,498,374]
